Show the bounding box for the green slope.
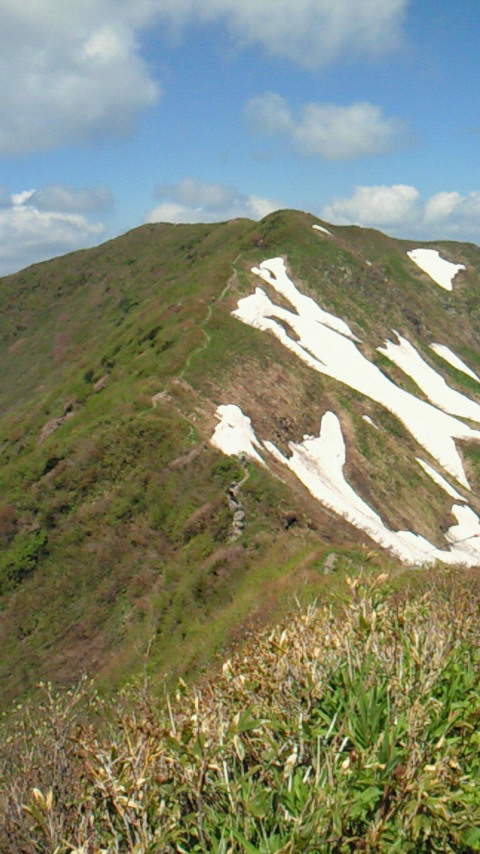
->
[1,210,480,708]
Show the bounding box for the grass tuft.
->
[2,571,480,852]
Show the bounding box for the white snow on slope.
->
[211,404,264,465]
[312,224,332,236]
[430,343,480,383]
[251,258,357,340]
[362,415,378,429]
[407,248,465,291]
[378,332,480,422]
[445,505,480,549]
[416,458,464,501]
[233,258,480,488]
[264,412,480,566]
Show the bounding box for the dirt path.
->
[149,252,245,411]
[178,302,212,381]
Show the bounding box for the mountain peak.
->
[1,211,480,704]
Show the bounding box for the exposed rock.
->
[38,418,63,444]
[168,444,202,469]
[93,374,109,391]
[323,553,338,574]
[63,397,77,415]
[226,474,248,540]
[151,390,170,408]
[38,410,74,444]
[283,510,298,530]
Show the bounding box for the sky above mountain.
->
[0,0,479,275]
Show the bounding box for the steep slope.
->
[1,209,480,706]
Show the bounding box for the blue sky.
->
[1,0,479,275]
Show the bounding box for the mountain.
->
[2,209,480,708]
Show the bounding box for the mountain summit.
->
[1,209,480,704]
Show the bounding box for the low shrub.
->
[2,573,480,852]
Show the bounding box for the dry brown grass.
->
[2,569,480,852]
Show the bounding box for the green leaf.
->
[236,708,265,733]
[246,792,269,818]
[461,827,480,850]
[231,830,262,853]
[357,785,383,806]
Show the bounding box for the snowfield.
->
[211,404,264,465]
[265,412,480,566]
[415,458,464,501]
[234,258,480,488]
[377,332,480,422]
[210,256,480,565]
[362,415,378,430]
[430,343,480,383]
[406,248,465,290]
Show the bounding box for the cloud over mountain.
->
[144,177,279,223]
[322,184,480,239]
[245,93,409,160]
[28,185,113,214]
[0,186,106,275]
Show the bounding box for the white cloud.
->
[28,184,113,213]
[321,184,480,241]
[145,177,279,223]
[165,0,408,68]
[0,186,107,276]
[0,2,159,154]
[0,186,12,208]
[0,0,408,154]
[245,93,409,160]
[322,184,421,226]
[246,92,295,136]
[155,177,241,210]
[423,191,480,233]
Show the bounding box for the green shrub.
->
[3,574,480,852]
[0,529,48,593]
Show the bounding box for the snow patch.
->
[233,259,480,488]
[221,256,480,564]
[407,248,465,291]
[362,415,378,429]
[430,344,480,383]
[446,505,480,547]
[312,223,332,236]
[251,257,358,340]
[211,405,264,465]
[416,458,464,501]
[378,332,480,422]
[264,412,480,566]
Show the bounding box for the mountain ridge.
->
[1,209,480,707]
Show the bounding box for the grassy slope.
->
[1,210,480,708]
[3,565,480,853]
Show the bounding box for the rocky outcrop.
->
[226,480,246,540]
[38,400,76,444]
[283,510,298,530]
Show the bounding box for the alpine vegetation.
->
[1,209,480,724]
[3,571,480,853]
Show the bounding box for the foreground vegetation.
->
[3,568,480,853]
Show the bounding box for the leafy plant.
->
[3,574,480,852]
